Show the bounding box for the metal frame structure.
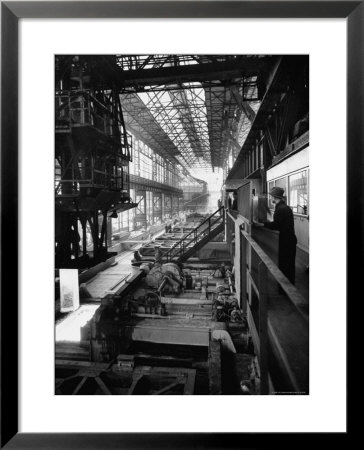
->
[55,55,275,180]
[55,56,136,268]
[116,55,275,172]
[120,92,182,165]
[138,86,211,168]
[227,56,309,183]
[115,54,271,90]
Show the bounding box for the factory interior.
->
[55,55,309,395]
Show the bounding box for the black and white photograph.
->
[1,0,354,444]
[54,54,309,396]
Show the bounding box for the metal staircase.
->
[159,207,225,263]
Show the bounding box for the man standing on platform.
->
[263,187,297,285]
[231,191,238,211]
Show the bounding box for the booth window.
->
[288,170,308,215]
[275,176,288,194]
[268,177,288,209]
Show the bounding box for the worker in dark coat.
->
[263,187,297,284]
[231,191,238,211]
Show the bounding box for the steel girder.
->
[115,55,271,89]
[204,86,236,168]
[117,56,268,171]
[123,85,258,172]
[120,93,181,165]
[204,83,261,169]
[138,87,211,168]
[169,88,211,166]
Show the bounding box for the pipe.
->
[158,278,168,293]
[228,276,234,294]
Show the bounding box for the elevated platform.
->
[252,227,309,303]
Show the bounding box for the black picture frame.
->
[1,1,357,448]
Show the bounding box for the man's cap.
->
[269,186,285,198]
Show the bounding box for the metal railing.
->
[129,173,183,196]
[55,162,130,196]
[158,207,225,263]
[226,211,308,394]
[56,90,111,132]
[55,90,132,161]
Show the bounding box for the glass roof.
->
[138,84,211,169]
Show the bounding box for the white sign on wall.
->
[59,269,80,313]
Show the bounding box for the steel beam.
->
[117,57,270,88]
[231,86,256,122]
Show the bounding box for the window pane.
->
[111,217,119,233]
[275,177,287,194]
[289,170,308,214]
[268,181,274,208]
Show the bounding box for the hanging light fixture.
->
[109,209,118,219]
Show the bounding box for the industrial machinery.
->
[55,56,137,269]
